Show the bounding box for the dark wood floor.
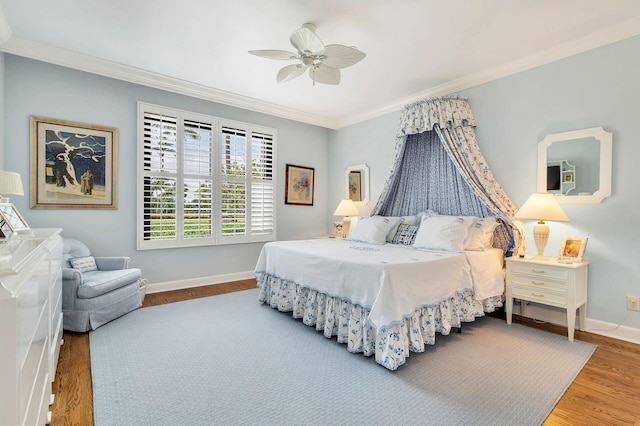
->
[50,280,640,425]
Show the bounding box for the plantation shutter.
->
[141,110,179,247]
[251,131,274,235]
[183,118,214,242]
[220,125,247,238]
[138,102,276,250]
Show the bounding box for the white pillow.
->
[69,255,98,272]
[412,215,471,252]
[386,215,420,242]
[417,210,438,223]
[347,216,400,244]
[465,217,499,251]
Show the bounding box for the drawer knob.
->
[532,292,545,297]
[532,280,545,286]
[532,269,546,274]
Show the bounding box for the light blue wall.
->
[327,111,400,223]
[3,55,329,284]
[329,35,640,329]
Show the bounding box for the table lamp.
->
[514,192,569,258]
[0,171,24,203]
[333,199,359,237]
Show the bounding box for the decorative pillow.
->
[347,216,400,244]
[412,215,471,252]
[386,215,420,242]
[391,223,420,245]
[465,217,499,251]
[418,210,438,223]
[69,255,98,272]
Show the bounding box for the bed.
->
[255,214,505,370]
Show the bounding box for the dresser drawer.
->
[511,285,566,306]
[510,273,567,292]
[509,263,568,280]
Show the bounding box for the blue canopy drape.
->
[372,96,523,254]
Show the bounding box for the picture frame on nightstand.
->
[558,236,588,263]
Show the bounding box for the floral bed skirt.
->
[256,273,503,370]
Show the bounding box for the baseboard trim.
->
[515,302,640,345]
[146,271,255,294]
[583,318,640,345]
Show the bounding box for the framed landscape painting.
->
[285,164,314,206]
[30,116,118,209]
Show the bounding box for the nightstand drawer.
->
[509,263,568,280]
[511,285,566,305]
[510,274,567,292]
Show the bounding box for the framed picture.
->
[333,221,345,238]
[0,203,30,234]
[30,116,118,209]
[558,236,588,262]
[285,164,314,206]
[348,170,362,202]
[564,172,574,182]
[0,218,10,238]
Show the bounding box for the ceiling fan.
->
[249,23,366,86]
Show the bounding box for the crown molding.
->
[1,14,640,131]
[0,35,340,129]
[336,16,640,129]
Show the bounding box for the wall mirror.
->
[345,164,370,206]
[537,127,612,204]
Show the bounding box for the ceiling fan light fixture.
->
[249,23,366,85]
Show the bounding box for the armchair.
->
[62,238,142,332]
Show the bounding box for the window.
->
[137,102,276,249]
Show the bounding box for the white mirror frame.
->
[345,164,370,206]
[537,127,612,204]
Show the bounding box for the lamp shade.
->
[333,199,358,217]
[0,171,24,197]
[513,192,569,222]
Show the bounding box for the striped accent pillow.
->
[391,223,419,245]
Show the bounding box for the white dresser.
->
[0,228,63,426]
[505,256,588,341]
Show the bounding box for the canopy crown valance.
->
[397,95,476,137]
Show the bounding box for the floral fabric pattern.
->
[372,95,524,255]
[257,272,502,371]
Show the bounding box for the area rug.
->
[90,289,595,426]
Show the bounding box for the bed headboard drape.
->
[372,95,524,255]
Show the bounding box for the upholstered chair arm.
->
[62,267,83,311]
[94,256,131,270]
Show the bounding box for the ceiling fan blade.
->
[290,25,325,55]
[309,64,340,85]
[249,50,297,60]
[277,64,306,83]
[322,44,366,69]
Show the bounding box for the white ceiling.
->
[1,1,640,129]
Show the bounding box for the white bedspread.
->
[254,239,504,331]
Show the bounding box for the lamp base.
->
[533,221,549,258]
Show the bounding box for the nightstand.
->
[505,256,588,341]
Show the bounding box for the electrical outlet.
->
[626,296,640,311]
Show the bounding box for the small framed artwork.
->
[285,164,315,206]
[558,236,588,263]
[0,203,30,234]
[333,221,345,238]
[348,170,362,202]
[564,173,574,183]
[30,116,118,209]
